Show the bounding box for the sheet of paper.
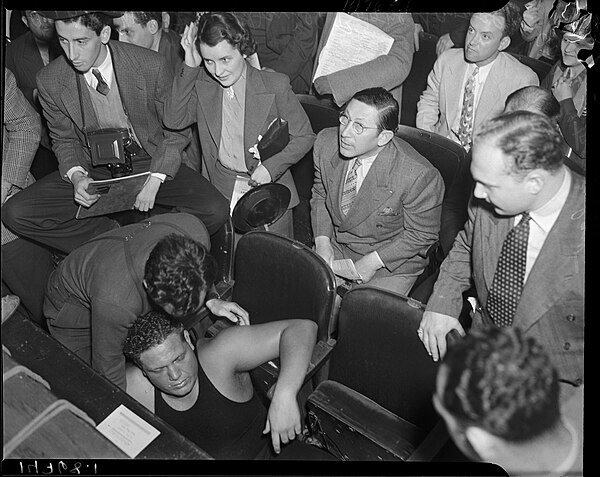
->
[230,174,253,215]
[313,13,394,80]
[332,258,363,281]
[96,404,160,458]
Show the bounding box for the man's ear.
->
[465,426,503,461]
[21,14,29,28]
[498,35,511,52]
[147,19,160,35]
[525,170,544,196]
[100,24,112,44]
[377,129,395,147]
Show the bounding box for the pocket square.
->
[378,207,399,216]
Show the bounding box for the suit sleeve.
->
[425,198,478,318]
[3,68,40,201]
[376,165,444,273]
[36,70,91,180]
[317,13,415,107]
[310,131,335,239]
[416,53,444,132]
[163,64,201,131]
[90,298,138,390]
[260,76,316,182]
[148,55,189,178]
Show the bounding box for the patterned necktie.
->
[92,69,110,96]
[487,213,531,327]
[456,66,479,150]
[340,158,362,215]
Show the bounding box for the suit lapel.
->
[481,210,511,289]
[474,54,505,127]
[339,143,398,231]
[515,175,585,328]
[197,72,223,148]
[244,67,275,168]
[59,67,97,131]
[446,57,468,127]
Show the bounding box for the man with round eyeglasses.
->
[310,87,444,295]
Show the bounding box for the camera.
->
[86,128,141,178]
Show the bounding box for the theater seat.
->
[304,286,460,461]
[400,31,439,127]
[205,230,338,404]
[509,52,553,83]
[292,94,340,246]
[393,126,467,303]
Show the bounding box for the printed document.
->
[313,12,394,80]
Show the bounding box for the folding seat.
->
[400,31,439,127]
[291,94,340,246]
[392,126,467,303]
[303,285,461,461]
[205,230,338,403]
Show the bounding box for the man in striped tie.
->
[311,87,444,295]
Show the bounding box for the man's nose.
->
[167,365,182,381]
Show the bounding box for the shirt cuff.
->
[150,173,166,183]
[373,251,385,269]
[66,166,88,182]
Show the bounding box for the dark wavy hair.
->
[350,87,399,133]
[144,234,217,318]
[128,11,163,28]
[196,12,256,56]
[440,326,560,442]
[122,310,183,366]
[60,12,115,35]
[475,111,564,178]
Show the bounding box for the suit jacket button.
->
[563,342,571,350]
[376,224,383,228]
[574,378,583,386]
[566,314,576,322]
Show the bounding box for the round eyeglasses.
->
[339,113,380,135]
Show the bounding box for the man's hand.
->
[180,22,202,68]
[205,299,250,326]
[134,175,161,212]
[72,172,100,207]
[249,164,272,187]
[418,311,465,361]
[522,2,541,32]
[314,236,334,268]
[436,32,455,57]
[263,387,302,454]
[354,252,382,283]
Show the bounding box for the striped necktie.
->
[456,66,479,150]
[340,158,362,215]
[92,69,110,96]
[487,213,531,327]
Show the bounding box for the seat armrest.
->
[306,380,426,461]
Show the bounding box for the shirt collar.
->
[529,167,572,233]
[227,62,247,98]
[84,44,113,87]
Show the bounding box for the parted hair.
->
[144,234,217,318]
[440,326,560,443]
[475,111,564,177]
[351,87,399,133]
[493,0,522,39]
[196,12,256,57]
[122,310,183,366]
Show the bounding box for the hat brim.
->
[232,183,291,233]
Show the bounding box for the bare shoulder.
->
[125,363,155,412]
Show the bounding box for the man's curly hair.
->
[144,234,217,318]
[196,12,256,57]
[440,326,560,443]
[122,310,183,366]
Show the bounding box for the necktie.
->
[456,66,479,150]
[92,69,110,96]
[340,158,362,215]
[486,213,531,327]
